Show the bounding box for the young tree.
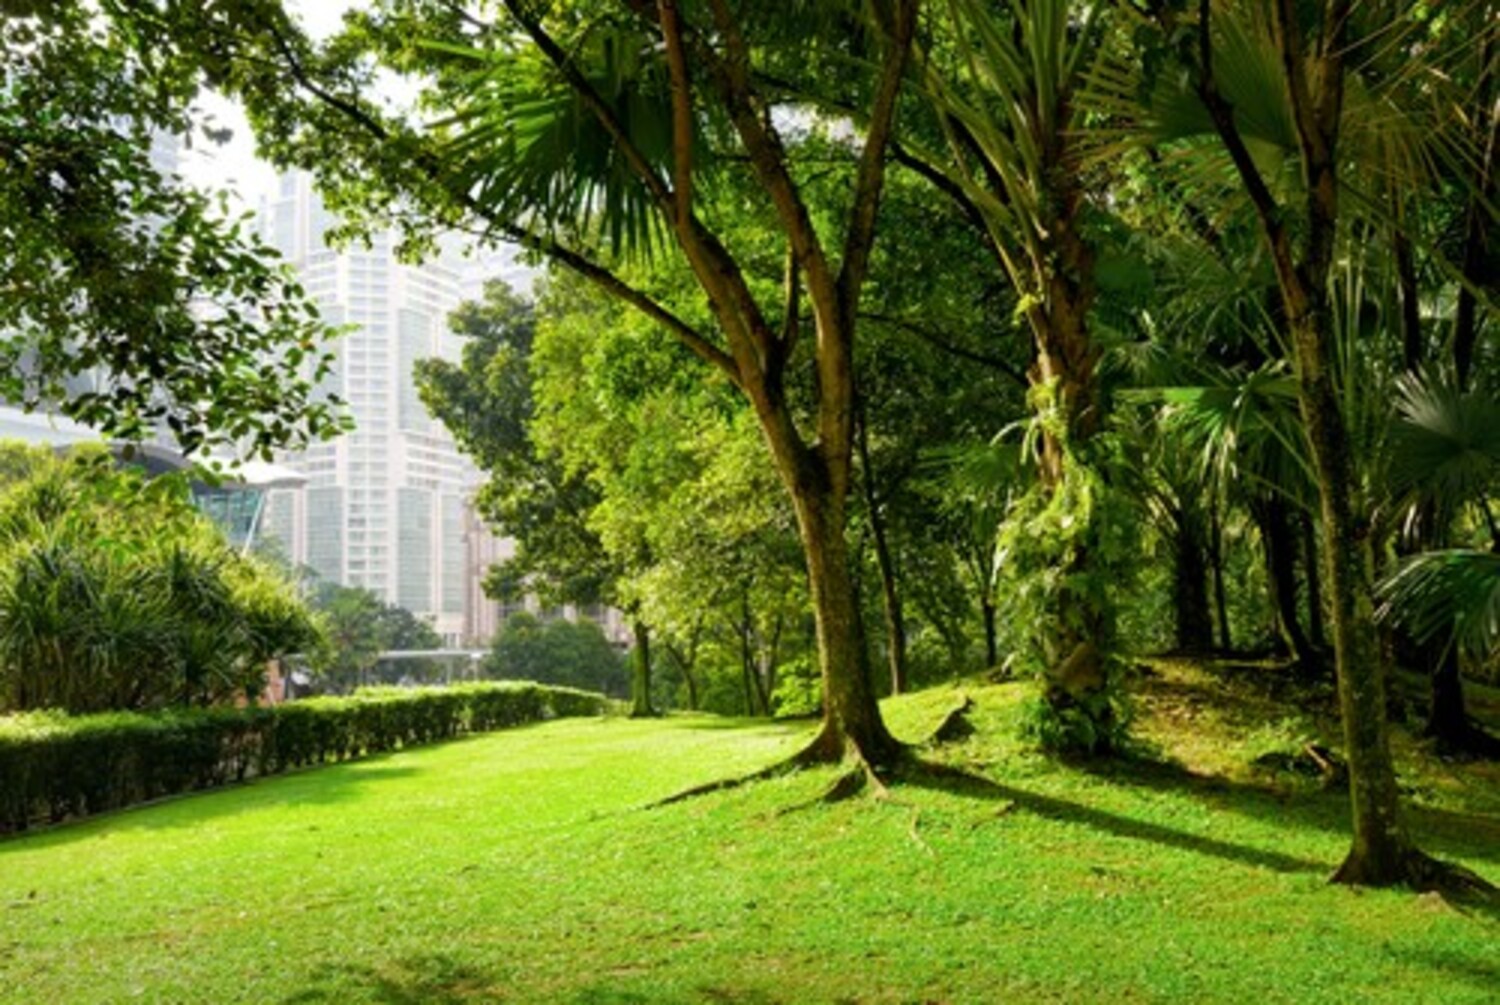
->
[906,0,1126,750]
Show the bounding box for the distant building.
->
[258,172,479,643]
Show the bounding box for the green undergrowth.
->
[0,663,1496,1004]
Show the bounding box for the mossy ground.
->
[1,661,1496,1003]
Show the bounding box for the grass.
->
[1,663,1497,1004]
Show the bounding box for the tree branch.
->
[861,312,1027,386]
[659,0,695,225]
[257,15,737,385]
[837,0,919,316]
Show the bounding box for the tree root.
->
[645,712,997,813]
[1332,845,1497,901]
[926,695,975,746]
[643,722,849,809]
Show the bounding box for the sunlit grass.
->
[1,672,1495,1004]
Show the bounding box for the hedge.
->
[0,682,610,833]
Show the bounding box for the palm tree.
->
[1123,0,1489,887]
[907,0,1122,751]
[1380,370,1500,752]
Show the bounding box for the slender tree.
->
[1164,0,1461,886]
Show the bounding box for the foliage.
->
[484,612,627,698]
[0,681,608,833]
[0,2,346,457]
[417,282,614,609]
[0,447,318,714]
[305,582,444,692]
[993,387,1136,752]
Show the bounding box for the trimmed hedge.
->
[0,682,609,833]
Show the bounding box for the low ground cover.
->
[1,663,1495,1003]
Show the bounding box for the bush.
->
[0,446,319,713]
[0,682,610,833]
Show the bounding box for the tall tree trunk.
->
[1302,512,1326,653]
[1208,491,1232,651]
[1253,497,1317,664]
[1292,314,1411,883]
[629,619,654,718]
[1026,182,1112,751]
[1171,507,1215,653]
[1179,0,1444,884]
[982,597,998,670]
[791,479,900,765]
[1425,648,1469,744]
[1454,22,1495,390]
[664,636,701,712]
[857,406,907,694]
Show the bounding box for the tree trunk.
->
[869,496,907,696]
[1253,497,1317,664]
[1171,508,1215,653]
[856,399,907,695]
[664,638,700,712]
[1302,512,1326,652]
[1290,311,1413,884]
[1424,648,1469,746]
[792,479,900,766]
[1026,177,1112,750]
[629,619,654,718]
[1208,492,1232,651]
[1454,21,1495,390]
[982,597,998,669]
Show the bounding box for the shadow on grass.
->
[0,761,424,854]
[282,954,494,1004]
[281,953,774,1005]
[899,761,1329,876]
[1388,943,1500,992]
[1072,754,1500,872]
[661,713,815,734]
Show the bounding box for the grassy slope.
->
[1,664,1497,1004]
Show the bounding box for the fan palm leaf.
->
[1378,549,1500,659]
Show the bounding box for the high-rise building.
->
[259,172,479,642]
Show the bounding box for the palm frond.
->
[1378,549,1500,659]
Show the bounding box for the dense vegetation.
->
[484,611,629,697]
[0,446,317,714]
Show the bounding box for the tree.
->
[1153,0,1466,887]
[484,611,628,697]
[418,280,653,713]
[0,2,345,457]
[197,0,920,773]
[306,583,390,692]
[907,0,1127,750]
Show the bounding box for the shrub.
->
[0,682,610,833]
[0,447,319,713]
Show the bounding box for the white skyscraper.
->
[260,172,479,641]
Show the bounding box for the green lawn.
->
[1,670,1497,1004]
